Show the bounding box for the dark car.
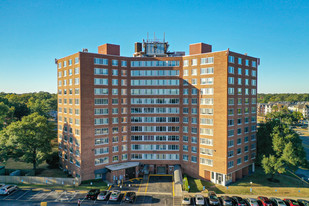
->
[219,196,233,206]
[258,196,272,206]
[208,191,220,205]
[297,199,309,206]
[124,192,136,203]
[86,189,100,200]
[284,199,299,206]
[232,196,247,206]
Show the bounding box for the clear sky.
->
[0,0,309,94]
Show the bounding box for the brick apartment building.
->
[56,38,259,186]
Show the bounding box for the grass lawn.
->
[0,158,67,178]
[186,167,309,197]
[187,175,214,192]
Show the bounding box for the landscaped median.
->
[184,167,309,197]
[12,178,109,191]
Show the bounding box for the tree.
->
[261,155,285,181]
[1,113,55,172]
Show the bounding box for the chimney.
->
[98,44,120,55]
[189,43,212,55]
[135,42,142,53]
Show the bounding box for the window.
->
[228,161,234,168]
[192,79,197,85]
[94,58,108,65]
[191,156,197,163]
[200,158,213,166]
[238,78,242,85]
[63,61,67,67]
[228,66,234,74]
[238,98,242,105]
[192,69,197,75]
[228,98,234,105]
[237,158,242,165]
[192,146,197,153]
[201,98,213,105]
[94,88,108,95]
[201,67,214,74]
[238,57,242,65]
[228,150,234,158]
[228,77,234,84]
[252,61,257,67]
[94,68,108,75]
[121,61,127,67]
[69,69,72,76]
[228,140,234,148]
[245,69,249,76]
[201,57,214,64]
[112,79,118,86]
[228,119,234,126]
[112,69,118,76]
[228,130,234,137]
[112,60,118,66]
[252,80,256,86]
[201,88,213,95]
[183,145,189,152]
[74,67,79,74]
[94,78,108,85]
[183,69,188,76]
[228,56,234,63]
[228,88,234,95]
[238,68,242,75]
[183,60,189,67]
[201,78,213,85]
[192,59,197,66]
[75,78,79,85]
[245,59,249,66]
[75,57,79,64]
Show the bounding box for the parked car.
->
[269,197,286,206]
[0,183,5,188]
[0,185,18,195]
[123,192,136,203]
[258,196,273,206]
[96,190,111,201]
[109,190,121,201]
[195,194,205,205]
[232,196,247,206]
[246,198,259,206]
[297,199,309,206]
[86,189,100,200]
[208,191,220,205]
[219,196,233,206]
[182,195,191,205]
[284,199,300,206]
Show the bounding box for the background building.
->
[57,38,259,185]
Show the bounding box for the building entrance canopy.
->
[105,162,140,171]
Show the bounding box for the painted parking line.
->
[16,189,31,200]
[41,190,56,201]
[3,190,19,200]
[69,191,77,202]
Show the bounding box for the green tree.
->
[261,155,285,181]
[1,113,55,172]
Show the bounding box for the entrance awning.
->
[105,162,140,171]
[94,168,109,174]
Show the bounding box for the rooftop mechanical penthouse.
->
[56,37,259,186]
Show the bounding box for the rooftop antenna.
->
[147,32,149,42]
[163,32,165,42]
[154,32,156,41]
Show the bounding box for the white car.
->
[182,195,191,205]
[109,190,121,201]
[246,198,259,206]
[195,194,205,205]
[0,185,18,195]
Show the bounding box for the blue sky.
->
[0,0,309,94]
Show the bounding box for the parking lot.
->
[0,175,177,205]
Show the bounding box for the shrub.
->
[46,151,59,169]
[183,174,189,192]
